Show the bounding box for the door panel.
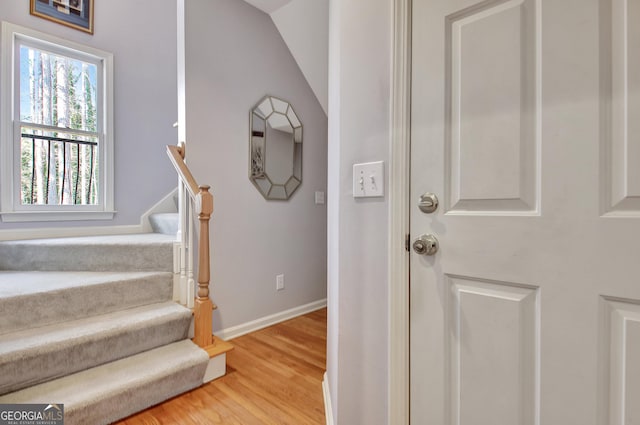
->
[605,0,640,214]
[410,0,640,424]
[446,0,539,213]
[447,275,538,425]
[604,298,640,424]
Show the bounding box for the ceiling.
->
[242,0,294,14]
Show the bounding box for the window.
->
[1,22,113,222]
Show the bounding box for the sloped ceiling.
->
[243,0,328,115]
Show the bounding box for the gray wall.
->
[0,0,178,229]
[327,0,392,423]
[182,0,328,331]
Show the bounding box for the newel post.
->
[193,185,214,348]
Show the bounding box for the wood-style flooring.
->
[115,308,327,425]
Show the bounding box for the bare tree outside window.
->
[19,45,99,206]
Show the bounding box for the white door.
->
[410,0,640,424]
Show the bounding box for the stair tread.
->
[0,302,193,396]
[0,271,171,299]
[0,271,174,336]
[0,340,207,402]
[0,301,191,356]
[0,340,208,418]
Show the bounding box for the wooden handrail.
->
[167,144,199,199]
[167,142,214,348]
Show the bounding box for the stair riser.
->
[0,274,173,335]
[67,362,206,425]
[0,312,192,395]
[0,340,209,425]
[0,244,173,272]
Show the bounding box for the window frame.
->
[1,22,114,222]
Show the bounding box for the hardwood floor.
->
[116,308,327,425]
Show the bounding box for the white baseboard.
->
[0,189,178,241]
[323,372,334,425]
[0,224,144,241]
[216,299,327,341]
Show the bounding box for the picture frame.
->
[30,0,94,34]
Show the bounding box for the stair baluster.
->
[186,190,195,309]
[177,180,188,306]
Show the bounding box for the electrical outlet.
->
[276,274,285,291]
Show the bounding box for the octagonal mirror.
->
[250,95,302,200]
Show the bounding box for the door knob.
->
[418,193,439,213]
[412,234,439,256]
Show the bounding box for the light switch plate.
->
[353,161,384,198]
[315,191,325,204]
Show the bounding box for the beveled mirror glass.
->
[250,95,302,200]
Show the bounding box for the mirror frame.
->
[249,95,303,200]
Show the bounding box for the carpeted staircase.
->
[0,232,210,424]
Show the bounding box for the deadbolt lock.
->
[418,192,439,214]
